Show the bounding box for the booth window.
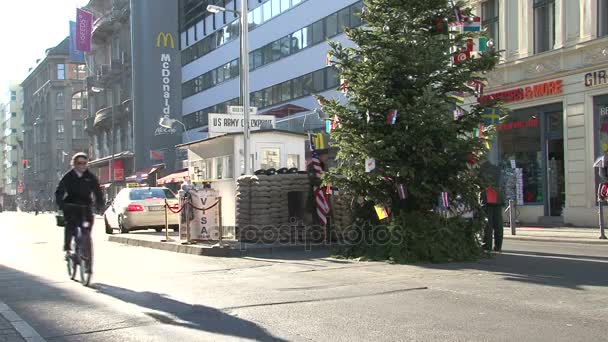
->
[288,154,300,169]
[497,110,543,204]
[260,147,280,169]
[215,157,223,179]
[225,155,234,178]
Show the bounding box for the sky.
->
[0,0,90,97]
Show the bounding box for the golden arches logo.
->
[156,32,175,48]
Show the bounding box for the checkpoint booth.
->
[176,129,308,240]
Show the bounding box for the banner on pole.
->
[76,9,93,52]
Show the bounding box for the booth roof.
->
[176,129,308,148]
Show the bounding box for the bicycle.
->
[62,204,94,286]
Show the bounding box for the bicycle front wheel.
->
[78,231,93,286]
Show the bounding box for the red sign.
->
[479,80,563,104]
[114,169,124,181]
[496,118,539,131]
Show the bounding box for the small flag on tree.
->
[454,6,463,22]
[325,119,332,133]
[340,79,349,95]
[453,107,465,120]
[397,184,408,200]
[466,37,488,53]
[482,108,501,125]
[326,52,332,66]
[331,115,341,131]
[462,16,481,32]
[433,18,449,34]
[473,124,485,138]
[387,110,398,125]
[448,91,465,103]
[453,50,470,64]
[441,192,449,209]
[365,158,376,173]
[375,205,390,220]
[466,80,485,96]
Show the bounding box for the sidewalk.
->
[108,231,329,257]
[0,301,45,342]
[503,226,608,245]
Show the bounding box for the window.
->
[312,20,324,44]
[599,0,608,37]
[260,147,280,169]
[129,188,174,200]
[263,0,272,22]
[534,0,555,54]
[281,0,290,13]
[497,110,542,204]
[326,13,338,38]
[291,29,303,52]
[56,120,65,140]
[288,154,300,169]
[57,64,65,80]
[595,95,608,189]
[350,1,363,27]
[72,92,83,110]
[272,0,281,16]
[215,157,223,179]
[312,69,325,92]
[280,36,291,57]
[226,155,234,178]
[337,8,350,34]
[56,91,65,110]
[72,120,84,139]
[482,0,499,47]
[10,91,16,101]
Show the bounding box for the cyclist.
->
[55,152,104,259]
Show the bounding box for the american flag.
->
[310,134,330,226]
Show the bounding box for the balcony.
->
[93,106,113,128]
[92,14,113,38]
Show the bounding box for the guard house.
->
[177,129,309,227]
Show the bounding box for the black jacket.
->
[55,169,104,211]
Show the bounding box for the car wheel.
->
[104,217,113,234]
[154,228,162,233]
[118,215,129,234]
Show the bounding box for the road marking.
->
[0,299,47,341]
[501,252,608,264]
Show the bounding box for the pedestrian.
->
[479,160,504,252]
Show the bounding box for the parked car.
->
[104,187,180,234]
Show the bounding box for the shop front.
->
[483,65,608,226]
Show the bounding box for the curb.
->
[0,300,46,342]
[504,235,608,245]
[107,235,330,257]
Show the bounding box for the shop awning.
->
[156,169,189,185]
[125,165,164,182]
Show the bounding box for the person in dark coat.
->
[55,153,104,253]
[479,160,504,252]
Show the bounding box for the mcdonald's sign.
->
[156,32,175,48]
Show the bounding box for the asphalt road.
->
[0,211,607,342]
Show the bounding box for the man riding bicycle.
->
[55,153,104,259]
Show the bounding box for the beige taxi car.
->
[104,187,180,234]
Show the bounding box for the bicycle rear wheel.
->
[67,240,77,280]
[78,231,93,286]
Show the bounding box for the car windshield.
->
[129,189,175,200]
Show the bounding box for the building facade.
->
[472,0,608,226]
[179,0,362,142]
[21,38,87,205]
[83,0,183,193]
[0,82,24,209]
[84,0,134,194]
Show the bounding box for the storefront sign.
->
[496,118,539,131]
[208,114,276,136]
[585,70,608,87]
[479,80,563,104]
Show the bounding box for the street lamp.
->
[158,115,191,142]
[207,2,251,175]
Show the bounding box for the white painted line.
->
[0,299,47,342]
[501,252,608,264]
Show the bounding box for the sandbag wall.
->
[236,174,318,243]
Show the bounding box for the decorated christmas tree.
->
[322,0,502,262]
